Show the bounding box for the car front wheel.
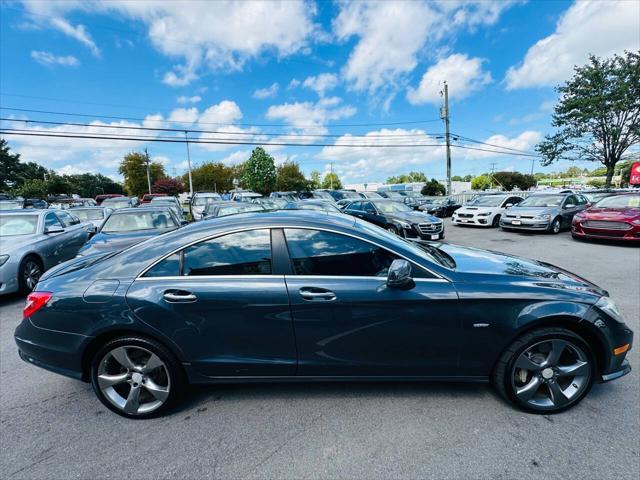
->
[19,256,43,293]
[91,336,185,419]
[549,217,562,234]
[493,327,594,414]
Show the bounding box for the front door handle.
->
[163,290,197,303]
[299,288,336,301]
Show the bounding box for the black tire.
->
[492,214,501,227]
[386,225,399,236]
[492,327,595,414]
[18,255,43,294]
[90,335,186,419]
[549,217,562,234]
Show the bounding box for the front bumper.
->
[601,359,631,382]
[500,217,550,231]
[572,222,640,241]
[401,222,444,241]
[0,261,20,295]
[452,214,493,226]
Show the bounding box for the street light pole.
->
[184,131,194,196]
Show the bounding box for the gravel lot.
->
[1,224,638,480]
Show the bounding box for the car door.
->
[41,212,67,266]
[560,195,581,227]
[125,228,297,377]
[55,211,89,259]
[282,228,460,377]
[357,201,387,228]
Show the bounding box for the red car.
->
[572,193,640,242]
[140,193,167,204]
[95,193,124,205]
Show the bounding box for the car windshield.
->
[313,191,334,200]
[373,201,412,213]
[466,196,507,207]
[73,209,105,221]
[102,200,131,209]
[385,192,403,198]
[518,195,564,207]
[0,215,38,235]
[341,191,361,198]
[102,211,178,232]
[363,192,383,198]
[595,194,640,209]
[217,204,264,216]
[0,201,23,210]
[584,192,614,203]
[193,195,220,206]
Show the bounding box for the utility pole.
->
[441,81,452,196]
[489,162,497,189]
[144,148,152,194]
[530,157,535,176]
[184,131,194,196]
[330,162,334,189]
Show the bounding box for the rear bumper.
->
[14,318,89,381]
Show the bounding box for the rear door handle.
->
[163,291,197,303]
[299,288,336,301]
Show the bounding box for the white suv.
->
[452,194,523,227]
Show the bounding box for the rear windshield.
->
[0,201,24,210]
[0,215,38,236]
[102,211,178,232]
[217,205,264,216]
[73,209,105,221]
[102,200,131,208]
[193,195,220,206]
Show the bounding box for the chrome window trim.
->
[136,225,444,280]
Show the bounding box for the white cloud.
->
[334,1,515,94]
[49,17,101,57]
[21,1,317,86]
[30,50,79,67]
[252,83,279,99]
[177,95,202,104]
[505,0,640,89]
[302,73,338,97]
[288,78,301,89]
[167,107,199,125]
[458,131,542,159]
[407,54,492,105]
[266,97,356,135]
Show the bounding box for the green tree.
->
[386,171,427,184]
[321,172,342,189]
[64,173,123,198]
[15,179,48,199]
[309,170,322,189]
[471,174,492,190]
[119,151,166,197]
[491,171,536,191]
[537,51,640,188]
[587,178,606,188]
[241,147,277,194]
[0,138,49,190]
[276,161,309,192]
[420,178,445,196]
[588,166,608,177]
[186,162,235,192]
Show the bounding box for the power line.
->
[0,129,449,148]
[0,117,446,139]
[0,107,443,129]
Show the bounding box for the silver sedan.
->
[0,210,94,294]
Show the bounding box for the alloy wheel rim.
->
[97,346,170,415]
[553,220,560,233]
[511,339,591,409]
[24,261,42,290]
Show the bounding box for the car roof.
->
[111,206,172,214]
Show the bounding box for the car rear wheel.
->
[493,327,594,414]
[18,256,43,293]
[91,336,185,419]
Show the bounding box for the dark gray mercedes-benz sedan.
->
[15,211,632,418]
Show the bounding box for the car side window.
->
[362,201,376,213]
[56,211,79,226]
[145,253,181,277]
[44,213,63,229]
[564,195,578,207]
[284,228,433,278]
[576,195,587,205]
[183,229,272,276]
[348,201,362,211]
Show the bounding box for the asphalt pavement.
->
[1,223,638,479]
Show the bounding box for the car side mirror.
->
[505,203,513,208]
[564,203,575,209]
[387,259,413,289]
[44,226,65,234]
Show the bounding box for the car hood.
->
[79,229,173,254]
[386,211,441,224]
[0,233,43,254]
[437,243,606,295]
[506,206,558,216]
[582,207,640,221]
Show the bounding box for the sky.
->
[0,0,638,185]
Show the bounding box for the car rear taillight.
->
[23,292,53,319]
